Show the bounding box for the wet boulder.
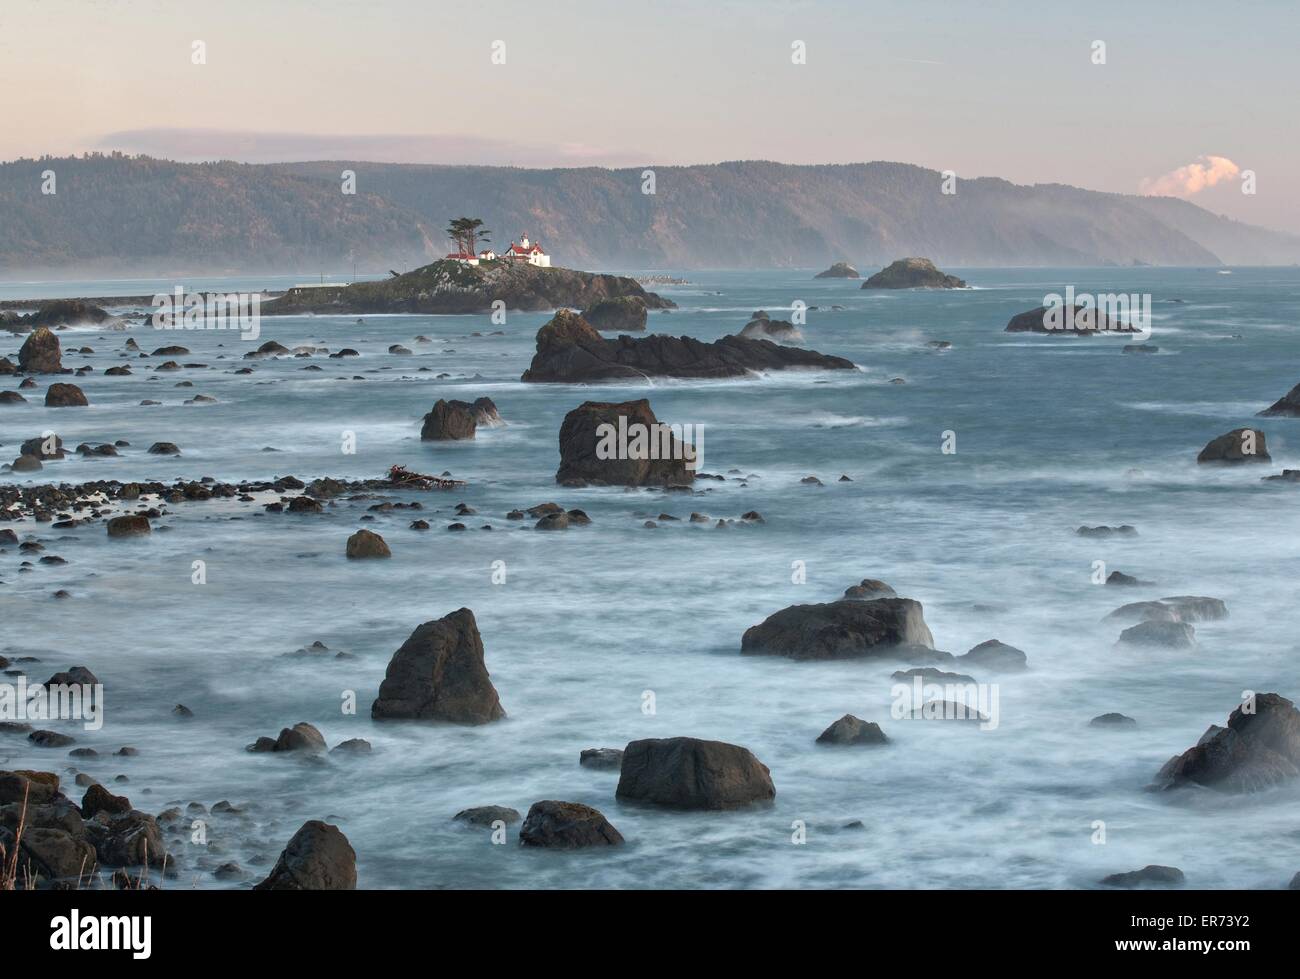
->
[454,805,521,827]
[843,578,896,599]
[18,326,62,373]
[741,598,936,661]
[45,383,87,407]
[420,399,477,440]
[579,747,624,770]
[371,608,505,724]
[556,399,695,487]
[106,514,150,538]
[1118,620,1196,648]
[1197,428,1270,464]
[345,529,390,559]
[518,800,624,848]
[816,715,888,746]
[273,722,326,754]
[1100,865,1185,889]
[958,639,1028,672]
[615,736,775,810]
[1153,692,1300,793]
[253,820,357,890]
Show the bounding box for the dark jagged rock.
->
[556,399,695,487]
[420,399,477,440]
[264,259,673,316]
[581,296,648,332]
[1006,304,1137,335]
[814,261,859,279]
[816,715,888,746]
[253,821,356,890]
[470,397,503,427]
[244,340,290,359]
[616,737,775,810]
[1258,381,1300,417]
[269,722,326,754]
[518,800,624,848]
[891,667,977,684]
[741,598,937,661]
[45,383,87,407]
[521,308,855,382]
[147,442,180,455]
[1197,428,1270,464]
[18,326,63,372]
[862,257,965,289]
[1077,524,1138,538]
[371,608,505,724]
[1153,693,1300,793]
[1100,865,1185,888]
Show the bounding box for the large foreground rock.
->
[556,399,694,487]
[581,296,648,332]
[18,326,62,372]
[1153,693,1300,793]
[518,801,624,848]
[615,737,775,810]
[1197,428,1270,464]
[520,309,855,382]
[253,820,356,889]
[862,257,965,289]
[371,609,505,724]
[741,598,936,661]
[45,383,87,407]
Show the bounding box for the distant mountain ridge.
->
[2,154,1298,275]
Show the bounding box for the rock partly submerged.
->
[371,608,505,724]
[1197,428,1270,464]
[253,820,357,890]
[741,598,940,663]
[556,399,695,487]
[1005,304,1138,335]
[1257,381,1300,417]
[1153,692,1300,793]
[814,261,860,279]
[861,257,965,290]
[615,737,775,810]
[520,309,855,382]
[518,800,624,848]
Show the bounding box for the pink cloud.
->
[1140,155,1241,197]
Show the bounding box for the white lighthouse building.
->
[501,233,551,267]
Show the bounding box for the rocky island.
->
[261,259,675,316]
[861,257,966,289]
[814,261,860,279]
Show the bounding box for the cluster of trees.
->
[445,217,490,257]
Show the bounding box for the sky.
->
[1,0,1296,231]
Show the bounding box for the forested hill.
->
[3,154,1299,275]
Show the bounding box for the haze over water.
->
[4,266,1299,888]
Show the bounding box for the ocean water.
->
[3,265,1300,889]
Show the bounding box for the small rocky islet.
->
[3,261,1300,890]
